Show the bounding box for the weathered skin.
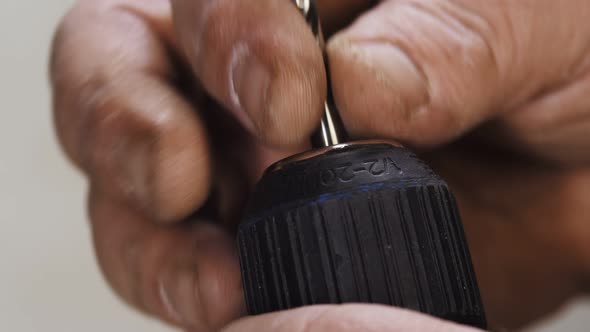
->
[51,0,590,330]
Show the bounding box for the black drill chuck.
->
[237,143,486,328]
[236,0,486,328]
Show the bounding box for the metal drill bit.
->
[294,0,347,147]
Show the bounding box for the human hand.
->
[326,0,590,329]
[223,304,483,332]
[50,0,590,331]
[50,0,370,331]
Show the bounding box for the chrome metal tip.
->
[293,0,347,148]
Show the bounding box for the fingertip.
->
[173,0,326,148]
[80,76,213,224]
[229,40,326,147]
[227,9,327,148]
[326,0,503,147]
[327,32,432,145]
[260,56,326,147]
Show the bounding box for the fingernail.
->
[330,36,429,114]
[159,278,183,325]
[349,40,423,88]
[158,266,209,331]
[230,43,272,132]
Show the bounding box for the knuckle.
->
[50,0,110,70]
[77,78,159,176]
[50,0,130,165]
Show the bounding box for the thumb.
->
[327,0,590,146]
[222,304,482,332]
[171,0,368,147]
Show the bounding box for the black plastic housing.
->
[237,143,486,328]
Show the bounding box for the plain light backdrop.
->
[0,1,588,331]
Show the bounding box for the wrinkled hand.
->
[50,0,590,331]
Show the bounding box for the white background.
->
[0,1,588,331]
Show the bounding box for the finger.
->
[89,190,244,331]
[327,0,590,147]
[223,304,482,332]
[171,0,373,147]
[51,0,210,222]
[170,0,327,147]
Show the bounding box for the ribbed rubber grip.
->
[237,144,486,328]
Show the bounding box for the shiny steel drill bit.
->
[294,0,347,147]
